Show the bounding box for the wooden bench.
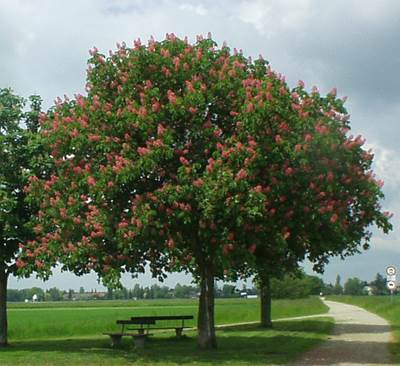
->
[104,315,194,347]
[129,315,194,338]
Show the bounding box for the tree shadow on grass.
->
[332,322,394,335]
[0,320,334,365]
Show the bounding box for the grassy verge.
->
[328,295,400,361]
[7,297,328,341]
[0,317,334,366]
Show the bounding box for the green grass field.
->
[0,297,332,365]
[328,295,400,361]
[7,297,327,341]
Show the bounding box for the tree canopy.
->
[19,34,392,348]
[0,88,42,346]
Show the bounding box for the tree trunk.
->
[0,266,8,347]
[197,265,217,349]
[259,272,272,328]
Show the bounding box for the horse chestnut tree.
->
[19,34,392,349]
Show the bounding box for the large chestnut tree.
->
[20,35,391,348]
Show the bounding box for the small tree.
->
[19,35,391,349]
[370,273,389,295]
[344,277,366,295]
[221,284,236,298]
[333,275,343,295]
[0,88,41,346]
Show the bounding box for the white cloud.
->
[367,142,400,191]
[179,3,207,16]
[235,0,312,36]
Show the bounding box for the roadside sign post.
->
[386,266,397,302]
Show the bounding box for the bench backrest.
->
[130,315,194,321]
[117,318,156,325]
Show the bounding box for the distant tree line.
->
[322,273,390,296]
[7,272,390,302]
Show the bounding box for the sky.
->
[1,0,400,291]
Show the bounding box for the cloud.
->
[179,3,207,16]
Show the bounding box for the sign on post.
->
[386,266,397,292]
[387,281,396,291]
[386,266,396,276]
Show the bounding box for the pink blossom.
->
[137,147,151,156]
[167,238,175,249]
[88,134,101,142]
[87,176,96,186]
[384,211,394,219]
[70,128,79,138]
[235,169,248,181]
[285,167,294,176]
[59,208,67,220]
[118,221,129,229]
[223,244,233,255]
[152,101,160,113]
[282,228,291,240]
[207,158,215,173]
[89,46,98,56]
[275,135,283,144]
[138,106,147,117]
[246,103,254,113]
[248,244,257,254]
[253,185,262,192]
[193,178,204,187]
[35,260,45,269]
[304,134,313,142]
[167,90,177,104]
[16,259,27,269]
[185,80,195,93]
[330,214,338,223]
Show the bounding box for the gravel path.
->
[289,299,394,365]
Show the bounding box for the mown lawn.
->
[328,295,400,362]
[0,318,333,366]
[0,297,332,365]
[7,297,328,340]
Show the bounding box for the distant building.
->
[363,286,374,296]
[62,291,107,301]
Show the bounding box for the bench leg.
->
[110,335,122,347]
[133,336,146,348]
[175,328,183,338]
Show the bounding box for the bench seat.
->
[127,326,191,337]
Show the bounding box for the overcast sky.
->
[2,0,400,291]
